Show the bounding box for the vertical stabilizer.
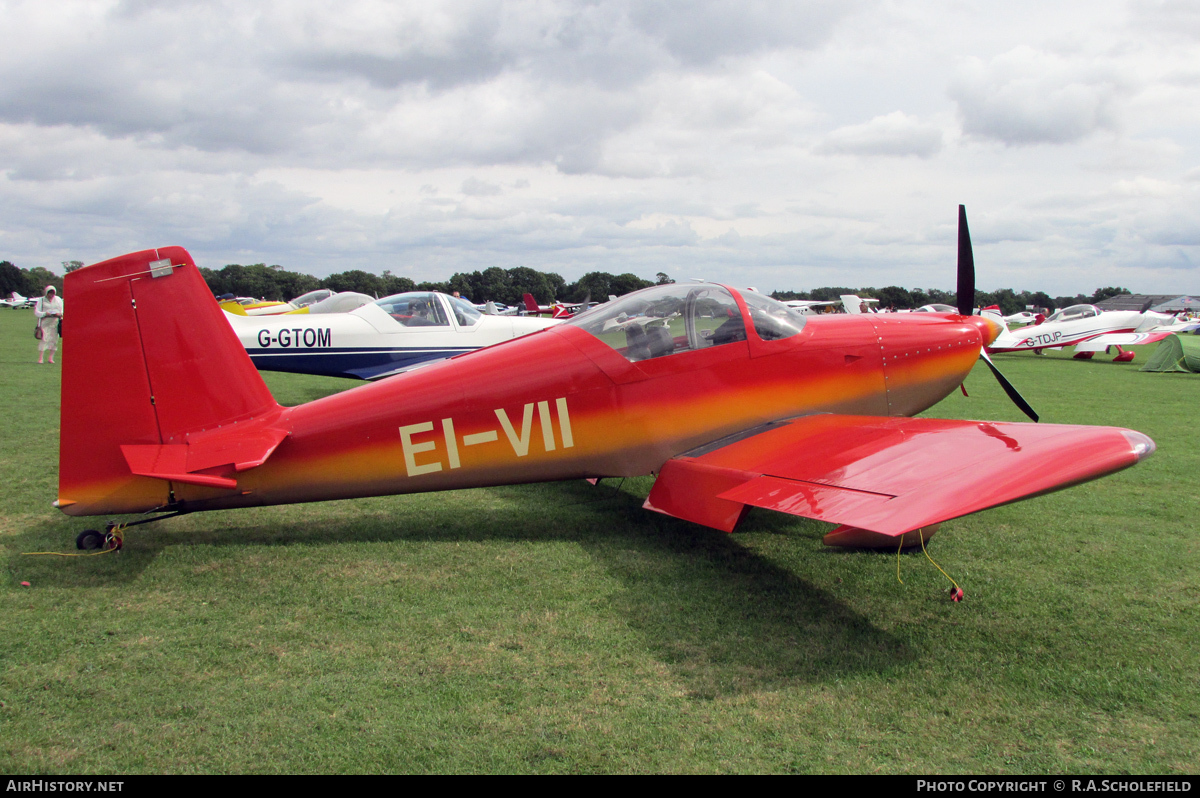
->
[58,247,282,516]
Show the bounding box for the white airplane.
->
[781,295,878,315]
[841,295,880,314]
[227,290,561,380]
[986,303,1189,361]
[2,291,37,309]
[219,289,377,316]
[782,299,841,314]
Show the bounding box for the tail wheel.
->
[75,529,105,550]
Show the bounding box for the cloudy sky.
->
[2,0,1198,296]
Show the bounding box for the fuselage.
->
[987,307,1172,353]
[228,292,559,380]
[164,309,994,514]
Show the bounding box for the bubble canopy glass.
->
[566,283,806,362]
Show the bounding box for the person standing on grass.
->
[35,285,63,364]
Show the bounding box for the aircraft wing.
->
[644,414,1153,535]
[1072,331,1177,352]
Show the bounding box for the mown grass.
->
[1,308,1196,774]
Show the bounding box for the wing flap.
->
[645,414,1154,535]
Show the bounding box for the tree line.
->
[1,257,1131,314]
[196,263,674,306]
[0,261,65,297]
[772,286,1132,315]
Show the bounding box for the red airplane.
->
[522,292,587,318]
[58,208,1154,555]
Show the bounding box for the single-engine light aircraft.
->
[57,208,1154,555]
[986,303,1188,361]
[227,290,560,380]
[3,291,37,309]
[521,293,595,318]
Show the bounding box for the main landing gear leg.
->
[1113,345,1135,362]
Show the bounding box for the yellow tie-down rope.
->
[896,527,964,601]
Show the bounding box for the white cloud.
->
[949,46,1124,145]
[814,111,944,158]
[1,1,1199,297]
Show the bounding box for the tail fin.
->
[523,293,540,314]
[980,306,1011,334]
[58,247,285,516]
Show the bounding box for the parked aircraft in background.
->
[2,292,36,309]
[218,296,292,316]
[521,293,593,318]
[841,295,879,314]
[781,299,842,314]
[987,303,1189,361]
[56,207,1154,569]
[781,295,878,315]
[225,290,560,380]
[219,290,375,316]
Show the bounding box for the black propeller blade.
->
[957,204,1040,422]
[980,350,1039,423]
[957,204,975,317]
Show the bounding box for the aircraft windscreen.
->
[1046,304,1099,323]
[291,289,333,308]
[740,291,808,340]
[374,292,449,327]
[568,283,750,362]
[446,295,482,327]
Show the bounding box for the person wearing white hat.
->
[35,285,63,364]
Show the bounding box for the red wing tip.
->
[1121,431,1156,463]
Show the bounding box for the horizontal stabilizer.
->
[121,424,288,489]
[645,414,1154,535]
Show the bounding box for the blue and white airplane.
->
[226,291,561,380]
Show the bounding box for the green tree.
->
[1091,287,1130,303]
[566,272,615,303]
[382,273,417,296]
[0,261,22,295]
[506,266,558,305]
[1028,291,1054,312]
[324,270,385,297]
[24,267,62,297]
[61,260,85,273]
[809,286,861,302]
[875,286,913,310]
[610,273,653,297]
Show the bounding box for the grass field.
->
[1,307,1197,774]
